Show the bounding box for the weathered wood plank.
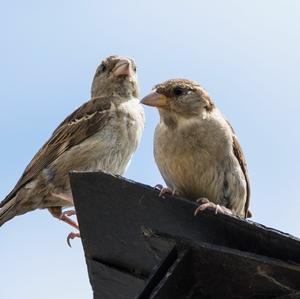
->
[70,171,300,299]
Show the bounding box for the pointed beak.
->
[113,59,132,77]
[141,91,169,108]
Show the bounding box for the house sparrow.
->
[0,55,145,244]
[141,79,250,218]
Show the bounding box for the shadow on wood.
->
[70,171,300,299]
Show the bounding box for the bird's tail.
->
[0,196,18,227]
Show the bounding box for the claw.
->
[159,187,174,197]
[59,213,79,230]
[196,197,210,204]
[194,202,216,216]
[154,184,163,190]
[62,210,76,217]
[194,198,232,216]
[67,231,81,247]
[154,184,177,198]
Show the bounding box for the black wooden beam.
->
[139,231,300,299]
[70,171,300,299]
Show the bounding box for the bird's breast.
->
[86,100,144,174]
[154,115,234,201]
[51,99,144,179]
[112,99,144,151]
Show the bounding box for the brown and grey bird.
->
[0,55,145,243]
[141,79,250,218]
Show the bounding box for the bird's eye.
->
[96,63,107,77]
[173,86,184,96]
[100,64,107,72]
[133,65,137,72]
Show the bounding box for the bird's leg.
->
[58,211,81,247]
[48,205,81,247]
[50,192,74,204]
[59,212,81,247]
[59,212,79,230]
[49,193,78,227]
[48,206,78,229]
[154,184,177,197]
[194,198,233,216]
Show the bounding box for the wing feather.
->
[1,96,112,206]
[226,120,251,217]
[232,134,251,218]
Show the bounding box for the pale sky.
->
[1,1,300,298]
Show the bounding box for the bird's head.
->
[142,79,214,122]
[91,55,139,99]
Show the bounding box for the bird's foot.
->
[63,210,80,248]
[62,209,76,217]
[194,198,233,216]
[154,184,177,197]
[67,231,81,247]
[59,212,79,230]
[49,206,79,230]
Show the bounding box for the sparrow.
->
[141,79,250,218]
[0,55,145,244]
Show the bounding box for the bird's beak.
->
[141,91,169,108]
[113,59,132,77]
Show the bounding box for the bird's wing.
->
[1,96,112,207]
[232,134,251,218]
[225,120,251,217]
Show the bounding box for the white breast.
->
[58,97,145,176]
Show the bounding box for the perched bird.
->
[141,79,250,218]
[0,55,145,243]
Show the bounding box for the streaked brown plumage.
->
[0,55,145,239]
[142,79,250,218]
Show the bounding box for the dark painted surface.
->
[70,171,300,299]
[142,232,300,299]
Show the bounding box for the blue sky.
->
[1,1,300,298]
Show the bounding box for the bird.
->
[0,55,145,244]
[141,79,250,218]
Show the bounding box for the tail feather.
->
[0,196,18,227]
